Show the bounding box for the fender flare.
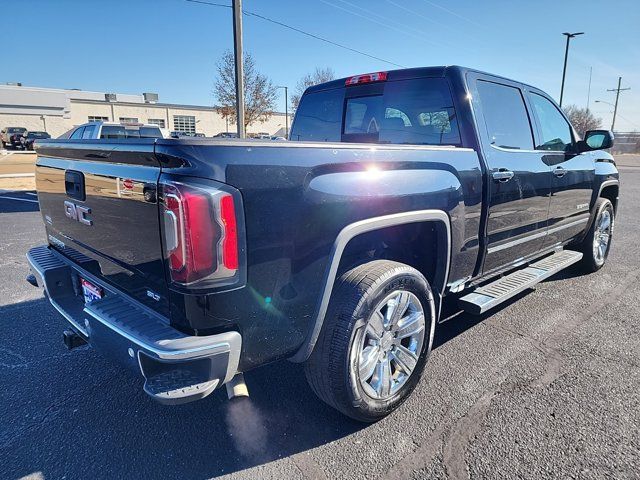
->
[290,209,451,363]
[597,179,619,203]
[577,179,620,244]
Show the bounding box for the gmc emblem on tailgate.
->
[64,200,92,226]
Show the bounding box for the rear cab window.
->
[291,77,461,146]
[100,125,162,139]
[139,127,163,138]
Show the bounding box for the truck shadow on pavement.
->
[1,299,364,479]
[1,275,563,479]
[0,191,40,214]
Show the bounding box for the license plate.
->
[80,277,103,304]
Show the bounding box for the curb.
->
[0,173,35,178]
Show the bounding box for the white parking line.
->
[0,173,35,178]
[0,195,39,203]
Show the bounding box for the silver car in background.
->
[60,122,164,140]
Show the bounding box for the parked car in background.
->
[214,132,239,138]
[61,122,163,140]
[20,131,51,150]
[1,126,27,149]
[270,136,287,141]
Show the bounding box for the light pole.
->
[559,32,584,107]
[232,0,245,139]
[276,86,288,137]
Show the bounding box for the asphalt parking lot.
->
[1,158,639,480]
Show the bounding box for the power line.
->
[422,0,484,29]
[321,0,449,48]
[185,0,406,68]
[385,0,482,54]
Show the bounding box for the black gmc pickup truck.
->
[27,66,619,422]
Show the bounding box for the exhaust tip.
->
[226,373,249,399]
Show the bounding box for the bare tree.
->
[290,67,336,111]
[563,105,602,138]
[214,50,278,129]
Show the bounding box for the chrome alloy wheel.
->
[593,209,612,265]
[354,290,426,400]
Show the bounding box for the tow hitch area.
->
[63,329,87,350]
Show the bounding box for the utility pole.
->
[232,0,245,139]
[277,86,288,137]
[559,32,584,108]
[607,76,630,132]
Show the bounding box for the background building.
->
[0,83,290,138]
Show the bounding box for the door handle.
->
[492,169,514,182]
[553,167,567,178]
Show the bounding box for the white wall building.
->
[0,83,291,138]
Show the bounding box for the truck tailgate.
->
[34,140,170,316]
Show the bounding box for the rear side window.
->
[476,80,533,150]
[290,88,342,142]
[290,77,461,146]
[529,93,573,151]
[82,125,96,139]
[69,127,85,139]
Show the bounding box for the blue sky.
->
[3,0,639,130]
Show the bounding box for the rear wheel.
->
[304,260,435,422]
[577,198,614,273]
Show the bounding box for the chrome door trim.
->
[487,217,589,254]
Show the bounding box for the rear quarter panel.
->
[156,141,483,369]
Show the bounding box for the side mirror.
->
[578,130,614,152]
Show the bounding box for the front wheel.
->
[577,198,614,273]
[304,260,435,422]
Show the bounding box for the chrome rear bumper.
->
[27,245,241,405]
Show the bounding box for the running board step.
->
[459,250,583,315]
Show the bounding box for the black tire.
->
[304,260,435,422]
[576,198,614,273]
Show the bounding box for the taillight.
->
[219,194,238,270]
[160,181,241,287]
[345,71,388,86]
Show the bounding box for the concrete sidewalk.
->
[0,151,36,190]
